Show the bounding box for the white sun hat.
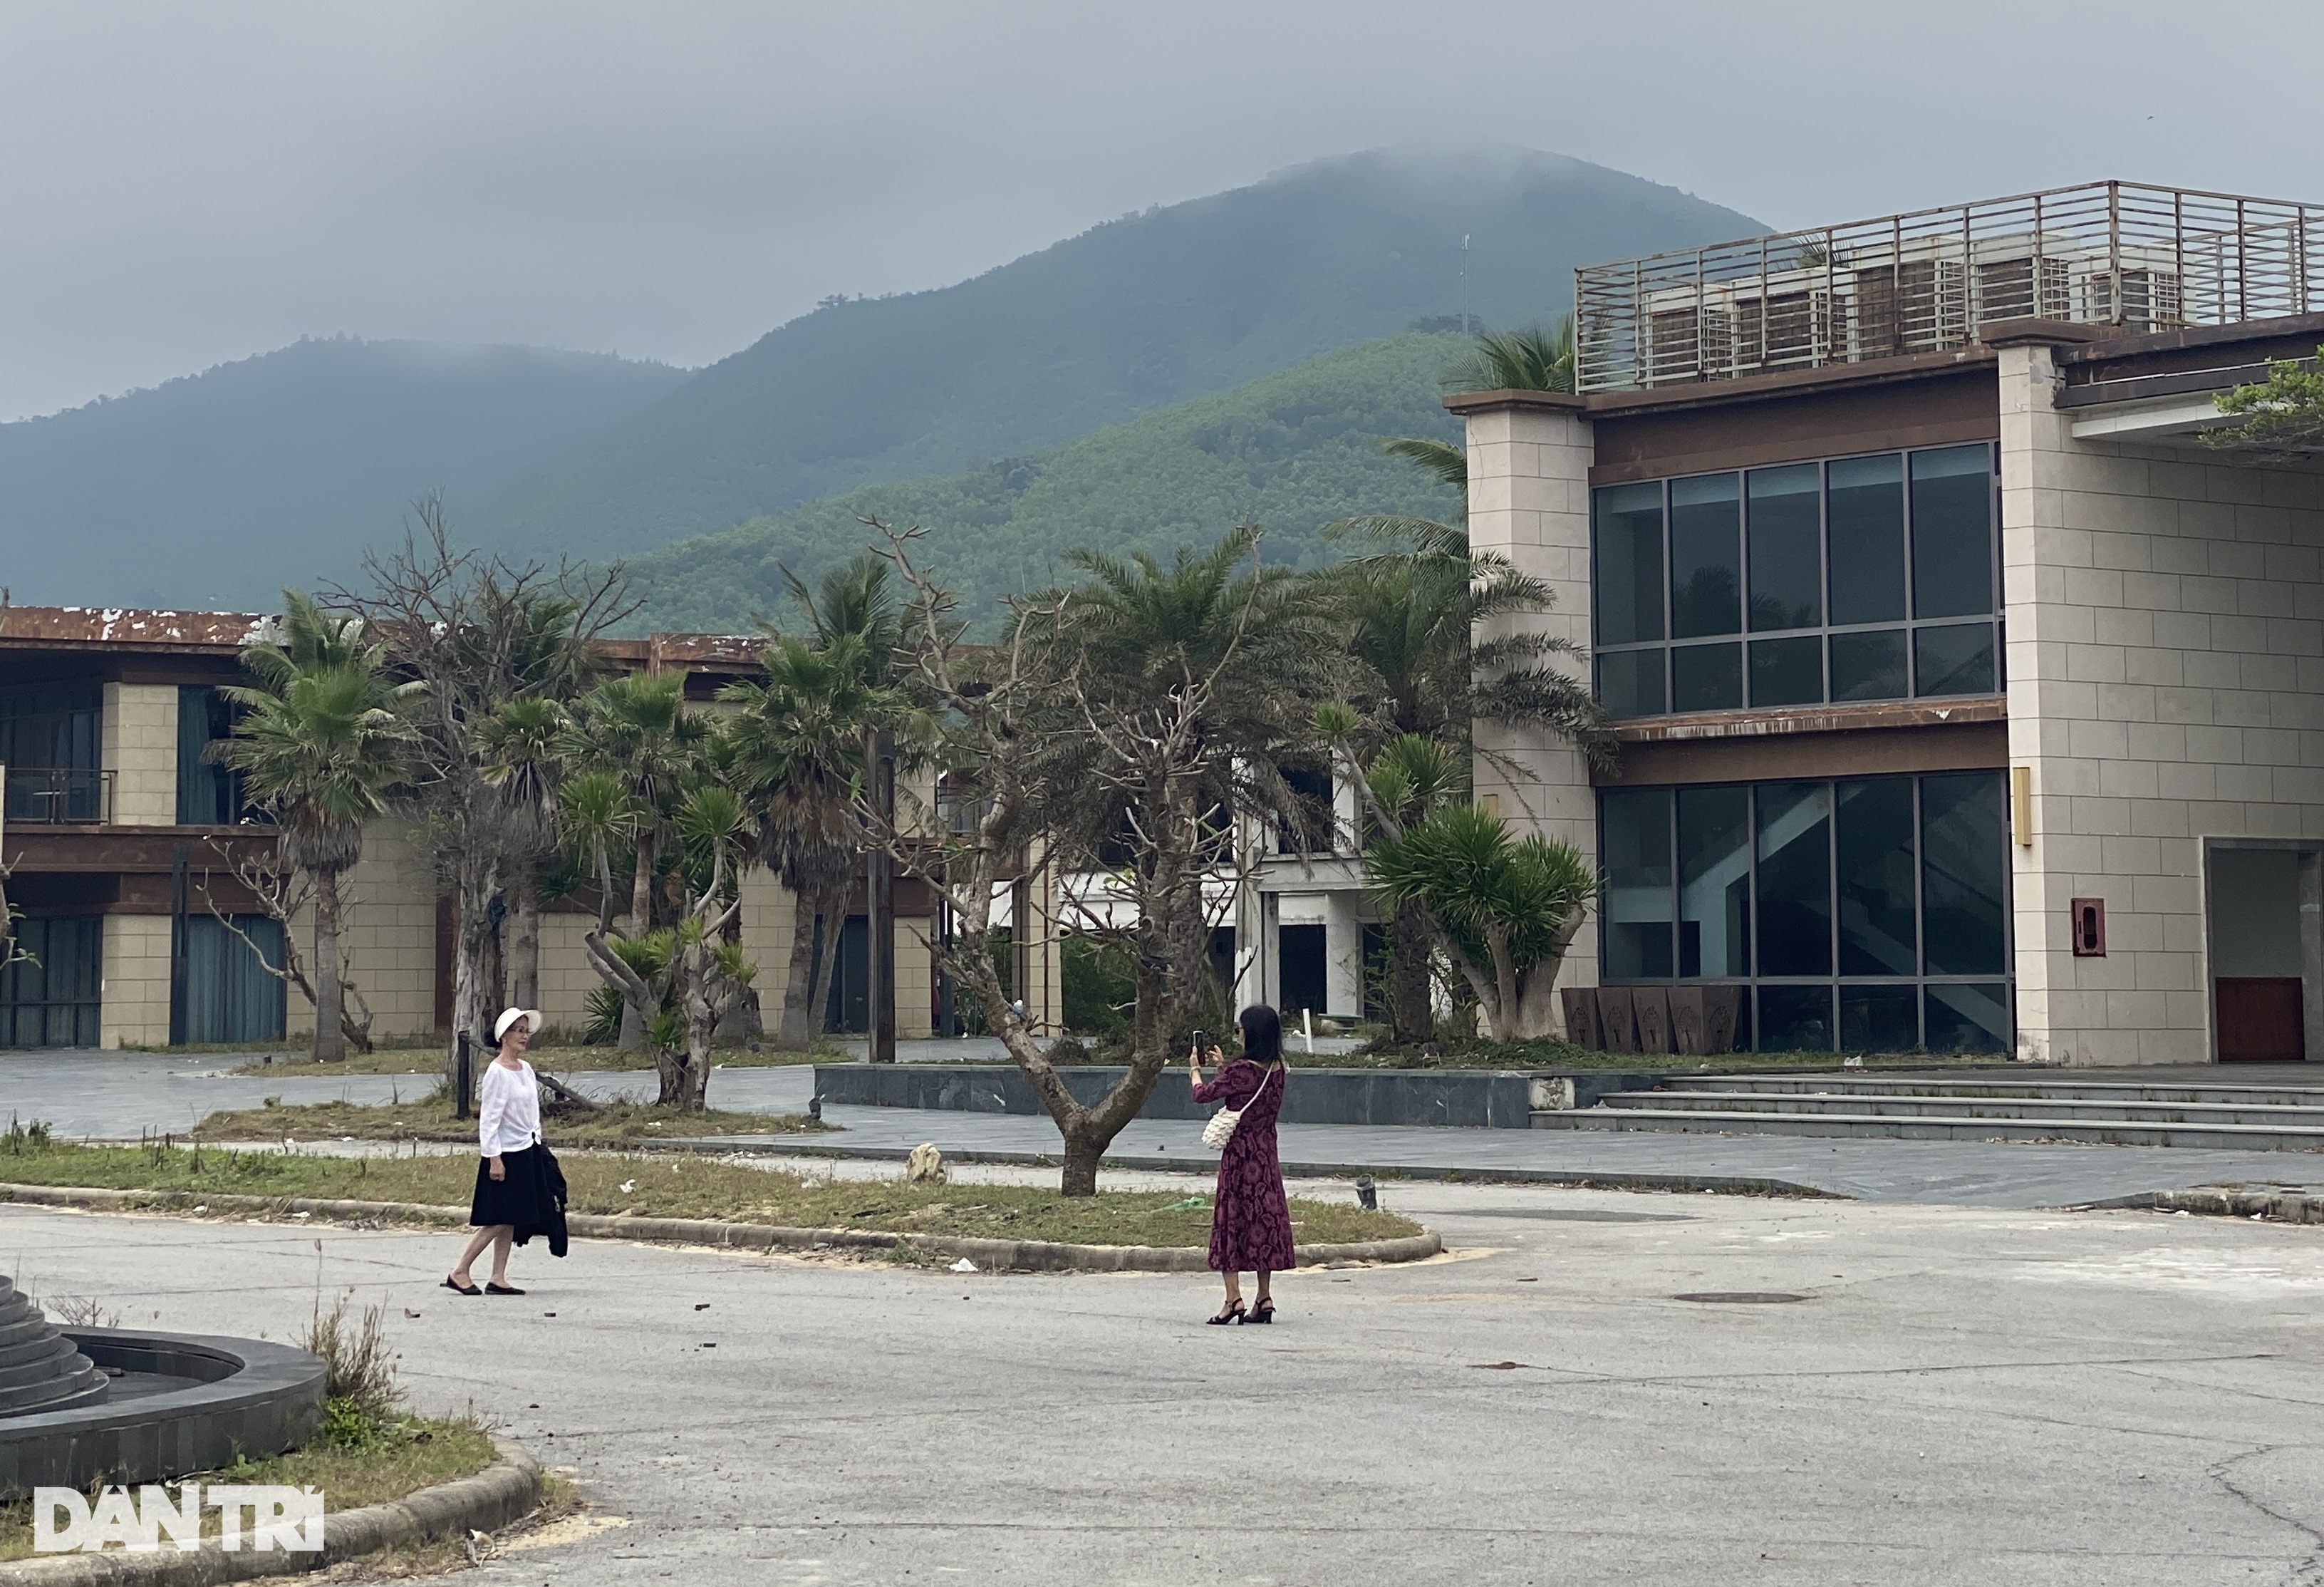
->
[493,1007,542,1042]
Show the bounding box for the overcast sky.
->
[3,0,2317,421]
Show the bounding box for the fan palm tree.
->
[722,631,908,1046]
[217,590,419,1062]
[565,672,707,1047]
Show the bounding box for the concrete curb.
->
[648,1137,1842,1199]
[2076,1184,2324,1222]
[0,1184,1443,1271]
[0,1435,541,1583]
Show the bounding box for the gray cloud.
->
[3,0,2315,419]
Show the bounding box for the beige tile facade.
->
[1463,400,1601,1015]
[2000,345,2324,1063]
[98,914,172,1048]
[281,817,440,1045]
[100,682,178,825]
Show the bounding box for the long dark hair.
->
[1238,1004,1283,1066]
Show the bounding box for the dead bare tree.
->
[864,517,1339,1194]
[327,499,633,1086]
[195,836,378,1053]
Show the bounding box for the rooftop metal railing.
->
[1574,180,2324,393]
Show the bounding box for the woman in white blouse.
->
[444,1007,547,1296]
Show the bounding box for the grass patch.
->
[190,1096,830,1144]
[224,1042,840,1077]
[1321,1040,2012,1072]
[0,1134,1418,1248]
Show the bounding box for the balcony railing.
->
[1575,180,2324,393]
[4,768,114,825]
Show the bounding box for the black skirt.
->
[470,1144,566,1251]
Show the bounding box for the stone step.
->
[1679,1075,2324,1107]
[1531,1106,2324,1152]
[1604,1090,2324,1127]
[0,1276,110,1418]
[0,1354,108,1416]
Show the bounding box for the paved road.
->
[8,1185,2324,1585]
[11,1050,2319,1209]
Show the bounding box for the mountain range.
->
[0,148,1762,615]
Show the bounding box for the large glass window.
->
[1593,482,1664,646]
[0,916,102,1049]
[1597,771,2011,1053]
[1601,788,1675,978]
[1827,454,1906,626]
[1590,445,1999,718]
[1669,475,1741,639]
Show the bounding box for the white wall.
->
[2001,343,2324,1063]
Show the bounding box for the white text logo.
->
[31,1484,324,1553]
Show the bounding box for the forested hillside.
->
[0,338,685,609]
[618,330,1468,633]
[481,148,1758,562]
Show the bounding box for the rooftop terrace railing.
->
[1574,180,2324,393]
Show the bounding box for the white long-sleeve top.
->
[477,1058,541,1158]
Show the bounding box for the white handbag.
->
[1200,1062,1278,1150]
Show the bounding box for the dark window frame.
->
[1595,772,2014,1053]
[1591,444,2002,718]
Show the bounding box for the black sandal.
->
[1207,1300,1247,1325]
[484,1282,526,1296]
[1248,1300,1275,1325]
[442,1277,482,1296]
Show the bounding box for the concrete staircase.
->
[1532,1073,2324,1152]
[0,1277,108,1418]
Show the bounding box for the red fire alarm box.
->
[2070,897,2106,957]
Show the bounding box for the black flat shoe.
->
[1207,1301,1247,1325]
[1248,1300,1275,1325]
[484,1283,526,1296]
[442,1277,482,1296]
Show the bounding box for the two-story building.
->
[0,605,1061,1050]
[1456,180,2324,1064]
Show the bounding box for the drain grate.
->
[1673,1292,1812,1305]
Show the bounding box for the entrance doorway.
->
[2208,845,2315,1063]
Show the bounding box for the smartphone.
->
[1190,1030,1208,1058]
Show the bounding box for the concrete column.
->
[99,914,172,1048]
[100,683,178,827]
[1459,394,1599,1011]
[1322,891,1365,1018]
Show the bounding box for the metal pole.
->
[168,846,190,1045]
[455,1033,472,1121]
[867,733,896,1064]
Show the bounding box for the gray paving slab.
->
[7,1052,2318,1209]
[7,1187,2324,1584]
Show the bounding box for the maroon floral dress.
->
[1193,1059,1294,1272]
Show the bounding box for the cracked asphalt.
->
[8,1174,2324,1583]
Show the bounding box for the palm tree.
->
[1443,316,1576,396]
[475,694,568,1012]
[718,554,916,1048]
[1321,501,1602,1040]
[566,672,707,1047]
[217,590,418,1062]
[723,629,910,1046]
[1366,801,1595,1042]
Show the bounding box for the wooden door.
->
[2216,978,2305,1063]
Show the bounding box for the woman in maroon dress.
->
[1189,1003,1294,1323]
